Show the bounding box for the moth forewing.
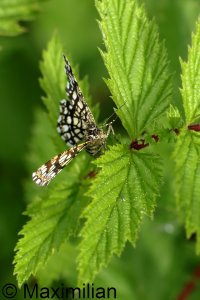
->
[32,55,108,186]
[32,142,88,186]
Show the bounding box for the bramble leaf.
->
[174,131,200,253]
[97,0,172,138]
[14,33,94,287]
[174,19,200,253]
[167,104,183,129]
[14,174,89,287]
[180,18,200,123]
[78,144,163,283]
[0,0,46,36]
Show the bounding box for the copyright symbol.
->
[2,284,17,298]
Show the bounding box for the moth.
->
[32,55,110,186]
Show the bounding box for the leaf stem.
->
[188,124,200,131]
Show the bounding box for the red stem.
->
[177,266,200,300]
[130,139,149,150]
[188,124,200,131]
[130,128,180,150]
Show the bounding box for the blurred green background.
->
[1,0,200,299]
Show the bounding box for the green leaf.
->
[167,104,183,129]
[0,0,46,36]
[180,18,200,123]
[39,33,65,126]
[78,144,163,284]
[174,130,200,253]
[14,33,96,287]
[14,173,89,287]
[175,18,200,254]
[97,0,172,138]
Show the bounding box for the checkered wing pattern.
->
[57,55,96,146]
[32,142,88,186]
[32,55,108,187]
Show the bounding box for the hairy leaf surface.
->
[180,18,200,123]
[78,144,163,283]
[97,0,172,138]
[174,131,200,253]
